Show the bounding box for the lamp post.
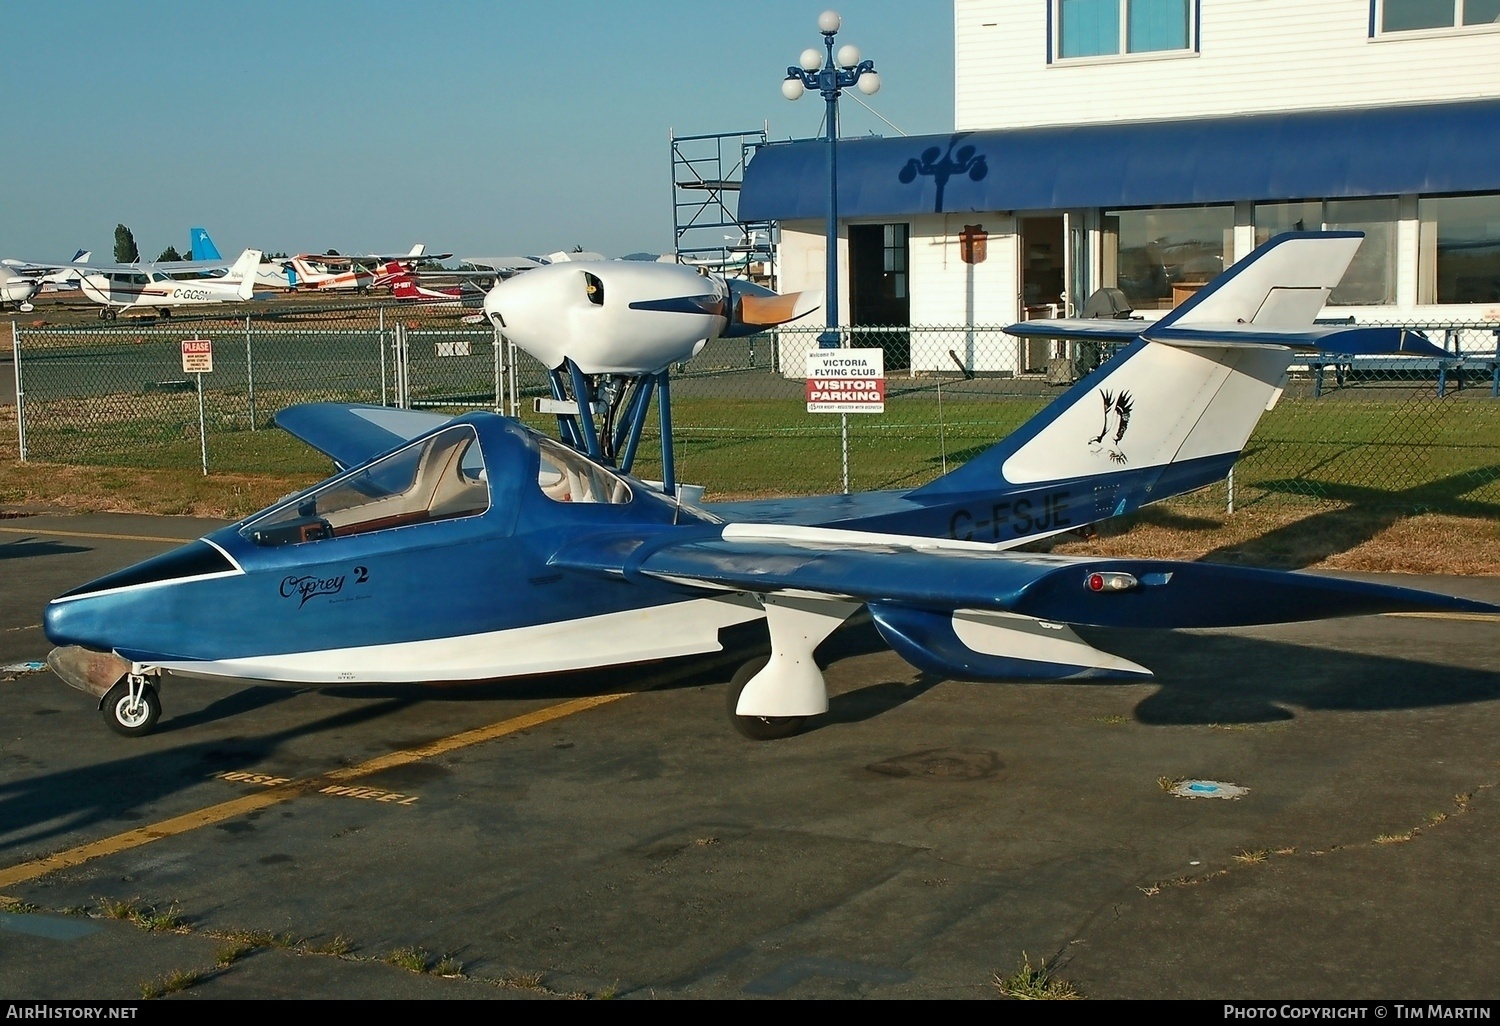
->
[783,9,880,350]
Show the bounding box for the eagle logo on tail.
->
[1088,389,1132,464]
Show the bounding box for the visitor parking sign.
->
[806,349,885,413]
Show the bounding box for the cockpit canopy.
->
[243,424,490,546]
[536,436,631,504]
[240,421,638,547]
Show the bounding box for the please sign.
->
[806,349,885,413]
[180,338,213,373]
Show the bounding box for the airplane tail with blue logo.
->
[190,228,222,262]
[911,232,1444,521]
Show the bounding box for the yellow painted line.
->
[1384,611,1500,623]
[0,526,197,544]
[0,691,633,891]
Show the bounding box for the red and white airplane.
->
[377,260,486,309]
[284,245,450,292]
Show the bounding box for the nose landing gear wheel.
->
[101,676,161,737]
[725,655,807,741]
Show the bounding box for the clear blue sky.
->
[2,1,953,262]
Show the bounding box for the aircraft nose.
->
[44,594,111,651]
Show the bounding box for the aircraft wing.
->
[461,257,544,274]
[1003,318,1149,342]
[550,522,1497,629]
[354,251,453,264]
[3,258,70,276]
[273,403,453,469]
[1006,318,1448,356]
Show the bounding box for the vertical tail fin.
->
[190,228,222,262]
[911,232,1371,505]
[231,250,262,300]
[388,267,421,300]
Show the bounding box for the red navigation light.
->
[1086,571,1139,593]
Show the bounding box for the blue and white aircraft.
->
[43,232,1497,739]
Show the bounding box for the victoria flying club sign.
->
[806,349,885,413]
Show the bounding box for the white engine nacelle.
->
[483,260,820,376]
[483,262,728,375]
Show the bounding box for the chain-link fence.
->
[7,311,1500,516]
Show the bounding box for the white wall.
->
[956,0,1500,131]
[775,216,1026,375]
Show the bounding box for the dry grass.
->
[95,895,182,930]
[1040,501,1500,575]
[139,968,200,999]
[4,386,1500,574]
[0,458,313,520]
[498,969,547,990]
[385,946,430,973]
[305,934,354,956]
[992,952,1082,1000]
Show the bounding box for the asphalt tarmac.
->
[1,512,1498,1000]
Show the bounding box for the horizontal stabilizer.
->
[274,403,453,469]
[1007,320,1445,357]
[1005,234,1444,357]
[1004,318,1148,343]
[1143,323,1446,356]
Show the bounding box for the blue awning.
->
[740,99,1500,221]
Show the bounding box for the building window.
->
[1102,205,1233,310]
[1375,0,1500,34]
[1055,0,1194,60]
[1418,194,1500,304]
[1254,199,1398,305]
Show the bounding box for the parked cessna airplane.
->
[2,250,92,294]
[0,265,41,311]
[79,249,263,319]
[43,233,1497,740]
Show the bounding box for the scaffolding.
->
[670,126,777,288]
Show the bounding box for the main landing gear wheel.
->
[725,656,807,741]
[101,676,161,737]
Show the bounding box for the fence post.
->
[397,322,409,409]
[196,370,208,476]
[379,308,387,407]
[498,324,510,414]
[508,338,518,417]
[1226,467,1235,515]
[841,325,850,495]
[10,321,25,462]
[1492,328,1499,399]
[245,315,256,430]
